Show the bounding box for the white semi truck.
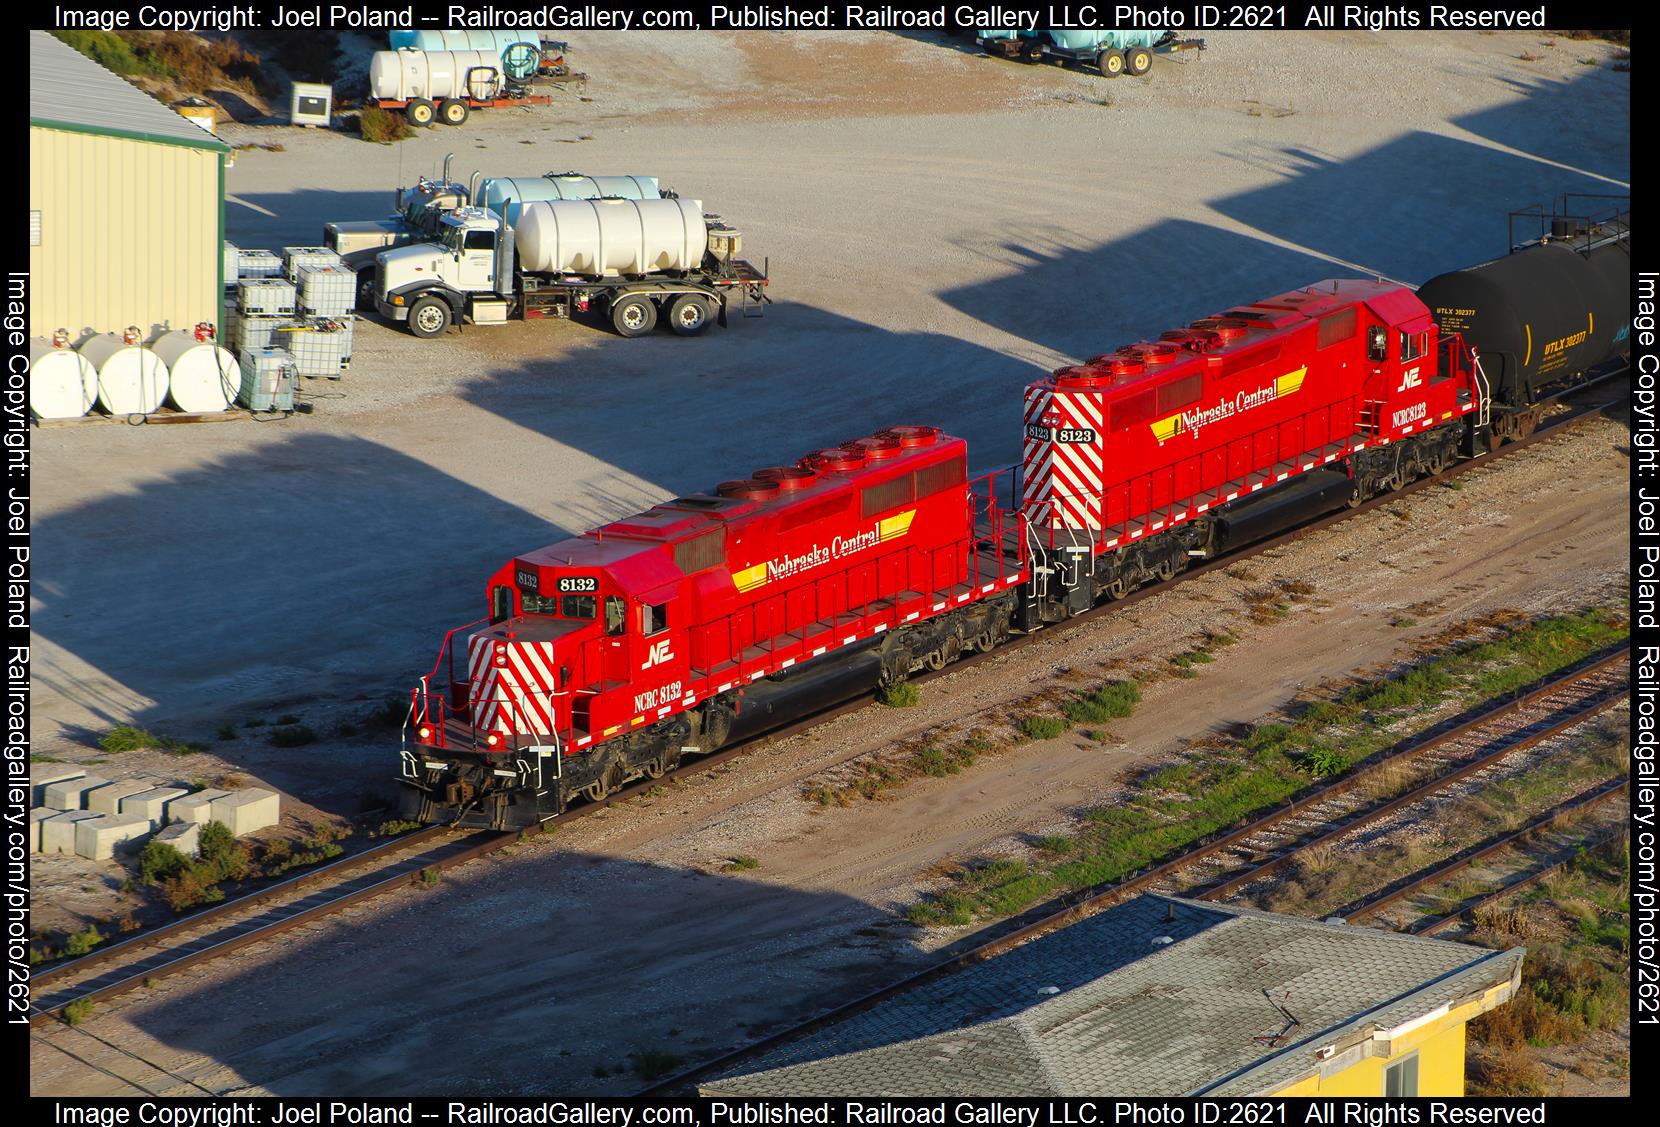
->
[373,199,768,339]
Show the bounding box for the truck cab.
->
[374,208,513,336]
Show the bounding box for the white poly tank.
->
[515,198,707,277]
[481,175,661,226]
[28,336,98,420]
[369,49,504,102]
[149,328,238,413]
[78,331,169,415]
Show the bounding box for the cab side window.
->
[490,586,514,624]
[643,602,669,636]
[463,230,496,252]
[1399,330,1427,364]
[604,597,626,636]
[1366,326,1387,363]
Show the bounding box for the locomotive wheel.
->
[1104,576,1132,600]
[1154,557,1178,583]
[407,295,452,338]
[583,761,626,802]
[975,628,999,653]
[1126,47,1154,75]
[641,755,666,780]
[406,99,436,127]
[941,634,964,665]
[667,294,713,336]
[438,98,470,126]
[1099,48,1126,76]
[922,648,947,672]
[610,294,657,337]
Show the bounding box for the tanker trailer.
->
[324,156,664,307]
[977,29,1203,74]
[1417,211,1629,440]
[373,199,768,339]
[367,47,549,127]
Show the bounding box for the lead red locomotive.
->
[402,207,1629,828]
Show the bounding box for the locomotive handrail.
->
[1030,393,1374,553]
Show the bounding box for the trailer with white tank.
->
[374,197,768,339]
[323,156,666,306]
[978,29,1203,74]
[368,47,550,126]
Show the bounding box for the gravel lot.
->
[29,30,1629,1096]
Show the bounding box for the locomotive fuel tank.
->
[1416,232,1630,404]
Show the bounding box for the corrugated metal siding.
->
[29,125,220,337]
[30,31,230,151]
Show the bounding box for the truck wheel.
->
[406,99,435,127]
[1098,49,1126,77]
[356,272,377,312]
[610,294,657,338]
[407,295,452,338]
[1020,40,1044,63]
[666,295,713,337]
[1126,46,1153,75]
[438,99,470,126]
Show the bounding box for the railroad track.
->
[638,646,1628,1093]
[32,371,1626,1029]
[1337,777,1628,936]
[1165,661,1629,905]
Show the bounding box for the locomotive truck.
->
[399,201,1628,830]
[373,195,769,338]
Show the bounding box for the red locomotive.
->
[402,209,1629,829]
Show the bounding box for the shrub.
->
[63,999,95,1026]
[99,725,160,752]
[879,681,920,708]
[358,105,414,143]
[269,724,319,747]
[138,840,187,885]
[216,722,236,741]
[1019,715,1068,741]
[1063,680,1141,724]
[630,1050,684,1081]
[52,31,171,76]
[725,856,760,871]
[1299,745,1351,779]
[63,926,106,957]
[198,822,252,882]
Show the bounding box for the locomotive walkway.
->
[30,371,1626,1033]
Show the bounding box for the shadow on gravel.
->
[91,851,928,1097]
[31,433,549,751]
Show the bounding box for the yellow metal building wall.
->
[29,125,219,339]
[1273,1021,1466,1098]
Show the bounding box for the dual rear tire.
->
[609,293,715,338]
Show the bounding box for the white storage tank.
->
[480,174,661,226]
[369,49,504,102]
[28,331,98,420]
[149,325,238,413]
[515,198,707,277]
[78,328,169,415]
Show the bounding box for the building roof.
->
[29,31,230,152]
[706,896,1523,1097]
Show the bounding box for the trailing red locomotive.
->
[402,209,1629,829]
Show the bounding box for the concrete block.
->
[121,787,188,827]
[75,814,154,861]
[40,811,102,855]
[85,780,158,816]
[29,808,56,852]
[208,788,281,836]
[166,789,232,825]
[152,820,200,858]
[29,768,85,808]
[43,775,110,811]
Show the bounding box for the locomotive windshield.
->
[518,592,598,619]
